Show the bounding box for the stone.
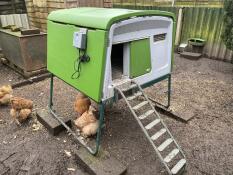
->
[36,109,71,135]
[75,147,127,175]
[180,51,202,60]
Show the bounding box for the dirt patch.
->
[0,54,233,174]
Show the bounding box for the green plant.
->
[222,0,233,50]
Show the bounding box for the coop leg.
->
[149,74,171,109]
[167,74,171,108]
[49,103,105,156]
[91,102,105,155]
[48,74,105,155]
[49,74,54,109]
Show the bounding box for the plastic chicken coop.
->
[47,7,175,103]
[47,8,186,175]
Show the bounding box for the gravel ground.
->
[0,54,233,175]
[0,63,24,85]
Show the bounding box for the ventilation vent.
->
[154,33,166,42]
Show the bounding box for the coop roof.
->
[48,7,175,30]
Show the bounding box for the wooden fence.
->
[25,0,111,32]
[113,0,223,7]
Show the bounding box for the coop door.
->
[111,43,130,80]
[130,38,152,78]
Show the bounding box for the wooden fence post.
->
[175,7,184,46]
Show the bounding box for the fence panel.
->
[0,14,29,28]
[113,0,223,7]
[181,7,233,62]
[79,0,103,7]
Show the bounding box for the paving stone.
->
[180,51,202,60]
[75,147,127,175]
[36,109,71,136]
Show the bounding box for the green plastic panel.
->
[47,21,107,102]
[130,39,152,78]
[48,7,176,30]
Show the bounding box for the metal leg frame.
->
[149,74,171,109]
[49,74,104,155]
[167,74,171,108]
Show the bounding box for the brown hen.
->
[0,85,12,98]
[74,108,97,129]
[82,120,99,137]
[74,105,99,137]
[18,109,32,122]
[11,97,33,110]
[0,85,13,105]
[74,92,91,116]
[10,97,33,125]
[0,94,12,105]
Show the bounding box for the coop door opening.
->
[111,43,129,80]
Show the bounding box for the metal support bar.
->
[147,74,171,109]
[48,74,104,155]
[94,102,105,155]
[49,74,54,109]
[167,74,171,108]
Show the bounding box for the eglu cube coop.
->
[47,8,186,174]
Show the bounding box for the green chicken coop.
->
[47,8,186,175]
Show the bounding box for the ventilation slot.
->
[154,33,166,42]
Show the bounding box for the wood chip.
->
[64,150,71,157]
[67,168,75,171]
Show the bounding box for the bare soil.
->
[0,54,233,175]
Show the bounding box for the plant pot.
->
[188,38,205,53]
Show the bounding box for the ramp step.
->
[171,159,186,175]
[164,148,179,163]
[122,84,137,92]
[158,138,173,152]
[127,92,142,101]
[151,128,166,141]
[115,81,186,175]
[139,110,154,120]
[132,101,148,110]
[145,119,160,130]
